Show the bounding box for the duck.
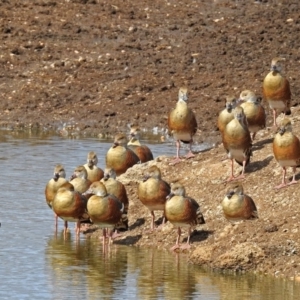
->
[86,181,125,244]
[52,182,89,236]
[128,124,154,163]
[168,87,198,164]
[70,165,92,194]
[222,106,252,181]
[45,164,68,228]
[222,183,258,222]
[165,182,205,251]
[137,165,171,231]
[273,118,300,189]
[101,167,129,231]
[217,95,239,137]
[263,57,291,127]
[83,151,104,182]
[239,90,266,141]
[106,133,140,176]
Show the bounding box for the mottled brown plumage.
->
[222,106,252,181]
[138,165,171,231]
[52,182,88,236]
[239,90,266,141]
[101,167,129,231]
[45,164,68,228]
[217,96,239,136]
[222,183,258,222]
[263,57,291,126]
[166,182,205,251]
[70,165,92,194]
[168,87,198,164]
[128,125,154,163]
[106,133,140,176]
[273,118,300,189]
[86,181,124,244]
[83,151,104,182]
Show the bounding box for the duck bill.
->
[166,192,175,200]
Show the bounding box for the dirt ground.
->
[2,1,300,279]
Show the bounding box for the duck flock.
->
[45,57,299,251]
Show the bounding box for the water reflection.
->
[46,233,128,298]
[45,233,204,299]
[201,271,300,300]
[45,232,300,300]
[133,250,199,300]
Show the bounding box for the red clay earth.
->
[2,1,300,280]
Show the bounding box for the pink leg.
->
[162,214,166,226]
[111,229,122,239]
[185,140,195,159]
[107,229,112,245]
[102,228,107,244]
[75,220,80,236]
[234,159,246,180]
[171,140,181,164]
[180,227,192,250]
[275,167,288,189]
[273,109,277,127]
[226,159,236,182]
[156,213,166,230]
[55,214,58,230]
[63,220,68,238]
[54,214,58,234]
[288,167,298,186]
[170,227,181,251]
[148,211,155,232]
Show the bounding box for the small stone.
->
[264,224,278,233]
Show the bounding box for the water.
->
[0,129,299,299]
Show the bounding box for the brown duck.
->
[83,151,104,182]
[52,182,89,236]
[166,182,205,251]
[273,118,300,189]
[263,57,291,127]
[106,133,140,176]
[222,183,258,222]
[45,164,68,228]
[138,165,171,231]
[86,181,125,244]
[101,167,129,231]
[222,106,252,181]
[128,124,154,163]
[168,87,198,164]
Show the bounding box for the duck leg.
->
[273,109,278,127]
[170,140,182,164]
[63,220,68,238]
[75,220,81,236]
[275,167,288,189]
[185,140,195,159]
[149,211,156,232]
[180,227,192,250]
[226,159,236,182]
[288,167,298,186]
[170,227,181,251]
[234,159,247,180]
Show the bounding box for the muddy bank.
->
[86,108,300,280]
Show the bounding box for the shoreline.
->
[85,109,300,281]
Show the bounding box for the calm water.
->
[0,129,299,299]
